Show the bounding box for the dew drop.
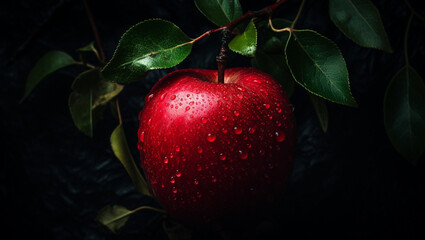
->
[175,146,181,152]
[187,94,190,98]
[146,94,154,102]
[163,157,169,164]
[276,121,282,127]
[211,176,217,183]
[222,115,227,121]
[185,106,190,111]
[172,187,178,194]
[222,128,228,134]
[223,96,229,101]
[237,93,243,99]
[233,111,240,116]
[137,141,143,150]
[196,192,202,198]
[275,131,286,142]
[237,86,246,92]
[194,179,199,185]
[219,153,226,161]
[170,177,175,184]
[139,131,145,142]
[233,126,242,135]
[197,146,203,154]
[264,103,270,109]
[147,118,152,126]
[276,107,282,113]
[160,92,167,101]
[175,170,182,178]
[206,133,216,142]
[239,150,248,159]
[197,165,202,171]
[189,101,194,105]
[248,126,256,134]
[201,117,208,124]
[253,79,262,84]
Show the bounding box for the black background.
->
[1,0,425,239]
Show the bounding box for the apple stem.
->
[216,29,231,84]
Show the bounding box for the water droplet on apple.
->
[237,93,243,99]
[237,86,246,92]
[276,107,282,113]
[223,96,229,101]
[206,133,216,142]
[233,126,242,134]
[175,170,181,178]
[139,131,145,142]
[276,121,282,127]
[146,94,154,102]
[147,118,152,126]
[196,192,202,198]
[219,153,226,161]
[185,106,190,111]
[163,157,169,164]
[253,79,262,84]
[201,117,208,124]
[194,179,199,185]
[211,176,217,183]
[137,141,143,150]
[160,92,167,101]
[248,126,256,134]
[264,103,270,109]
[170,176,175,184]
[275,131,286,142]
[189,101,194,106]
[172,187,178,194]
[222,115,227,121]
[238,150,248,159]
[233,111,240,116]
[222,128,228,134]
[197,146,203,154]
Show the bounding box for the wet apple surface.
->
[137,68,296,224]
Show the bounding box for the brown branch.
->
[82,0,106,64]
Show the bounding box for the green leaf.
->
[309,93,329,132]
[102,19,193,83]
[20,51,75,103]
[96,205,132,233]
[111,124,152,196]
[97,205,165,233]
[251,37,294,97]
[69,69,123,137]
[229,19,257,57]
[384,66,425,165]
[77,42,96,52]
[329,0,392,52]
[194,0,242,27]
[285,30,357,107]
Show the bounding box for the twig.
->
[291,0,307,28]
[82,0,106,64]
[404,13,414,67]
[115,98,123,125]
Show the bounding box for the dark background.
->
[1,0,425,239]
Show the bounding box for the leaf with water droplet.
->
[384,66,425,165]
[111,124,152,196]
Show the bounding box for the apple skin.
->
[137,67,296,224]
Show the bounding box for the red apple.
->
[137,67,296,224]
